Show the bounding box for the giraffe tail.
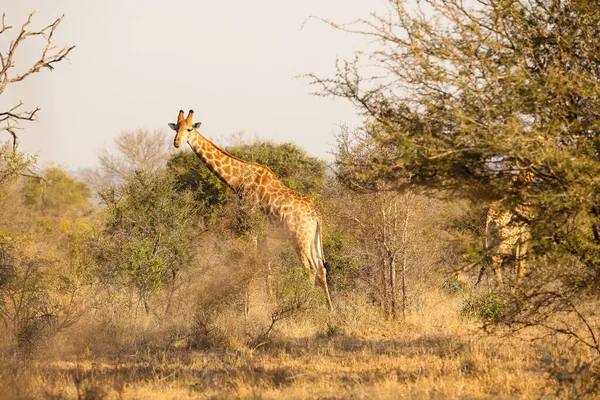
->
[312,219,333,310]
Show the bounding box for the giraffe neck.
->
[186,130,304,221]
[187,131,250,191]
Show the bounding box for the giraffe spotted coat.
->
[169,110,333,309]
[481,171,533,286]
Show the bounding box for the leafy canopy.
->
[311,0,600,350]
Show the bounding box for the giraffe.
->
[168,110,333,310]
[480,170,533,287]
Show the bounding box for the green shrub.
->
[323,229,358,295]
[461,292,505,324]
[95,171,197,305]
[441,275,468,295]
[273,249,322,311]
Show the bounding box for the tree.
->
[94,170,198,312]
[98,128,171,177]
[343,189,413,319]
[21,167,90,216]
[0,13,74,186]
[227,140,327,197]
[85,128,172,194]
[167,150,229,222]
[311,0,600,353]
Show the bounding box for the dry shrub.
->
[189,234,330,351]
[188,234,261,350]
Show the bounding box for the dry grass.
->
[0,289,579,400]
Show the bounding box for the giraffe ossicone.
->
[168,109,333,310]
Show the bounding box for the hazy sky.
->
[2,1,388,169]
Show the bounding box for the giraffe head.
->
[168,109,202,148]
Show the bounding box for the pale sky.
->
[1,1,388,169]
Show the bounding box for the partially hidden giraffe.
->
[480,170,533,287]
[168,110,333,310]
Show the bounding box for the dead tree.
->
[0,12,75,162]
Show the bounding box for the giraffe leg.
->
[257,236,273,297]
[316,262,333,310]
[516,230,528,282]
[309,228,333,310]
[491,254,504,288]
[301,251,332,310]
[291,217,333,310]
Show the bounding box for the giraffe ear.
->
[168,123,177,131]
[192,122,202,129]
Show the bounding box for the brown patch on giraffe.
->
[214,167,225,177]
[259,171,271,186]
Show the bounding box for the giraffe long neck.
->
[186,130,303,220]
[187,131,249,191]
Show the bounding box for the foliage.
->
[225,201,268,239]
[322,228,359,295]
[94,171,197,309]
[461,291,505,324]
[0,232,83,351]
[273,249,324,310]
[0,144,35,197]
[21,167,90,215]
[167,150,229,222]
[312,0,600,351]
[313,0,600,194]
[441,275,468,295]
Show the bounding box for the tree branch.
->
[0,13,75,153]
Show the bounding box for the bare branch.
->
[0,13,11,36]
[1,14,75,90]
[0,13,74,156]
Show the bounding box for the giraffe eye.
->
[187,128,193,132]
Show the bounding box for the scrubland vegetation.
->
[1,161,594,399]
[3,1,600,398]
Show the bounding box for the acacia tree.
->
[311,0,600,354]
[0,13,74,186]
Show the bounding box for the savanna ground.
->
[1,289,587,400]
